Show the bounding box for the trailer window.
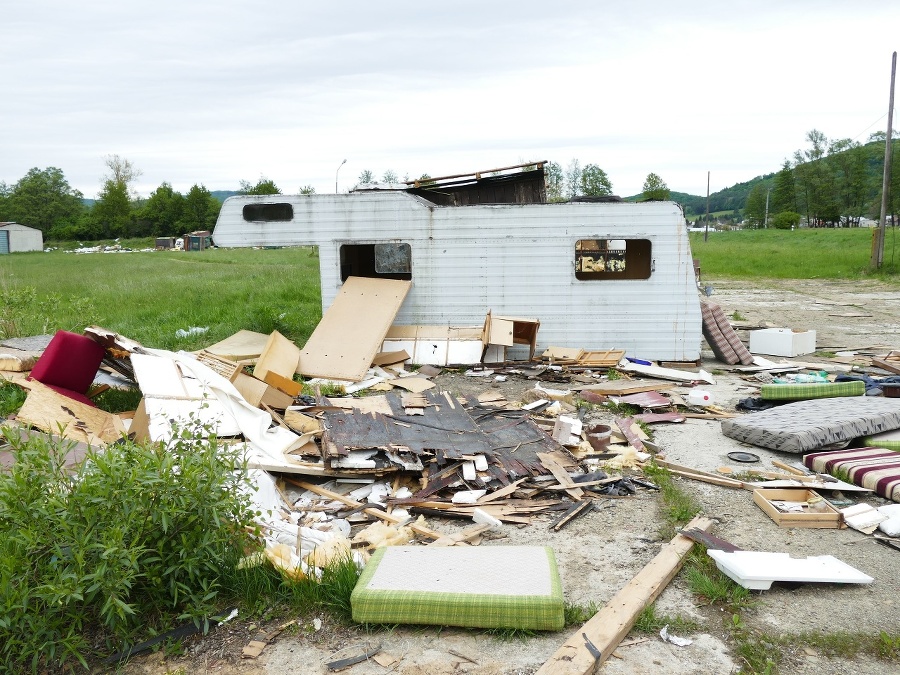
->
[242,203,294,222]
[340,243,412,281]
[575,239,652,280]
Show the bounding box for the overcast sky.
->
[3,1,898,200]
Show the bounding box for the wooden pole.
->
[704,171,710,242]
[873,51,897,269]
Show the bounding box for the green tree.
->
[382,170,399,184]
[641,173,670,201]
[299,185,316,195]
[564,160,582,198]
[239,177,280,195]
[580,164,613,196]
[744,183,768,228]
[137,182,185,236]
[1,167,85,233]
[545,161,565,202]
[91,179,132,238]
[357,170,374,184]
[828,138,868,226]
[180,184,221,231]
[771,160,797,215]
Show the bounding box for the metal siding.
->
[212,194,701,360]
[0,230,8,254]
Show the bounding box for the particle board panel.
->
[299,277,411,381]
[16,380,123,446]
[253,331,301,383]
[203,330,270,361]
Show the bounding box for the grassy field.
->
[2,229,899,349]
[1,241,322,349]
[690,227,900,280]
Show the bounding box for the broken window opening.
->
[242,203,294,222]
[340,243,412,282]
[575,239,652,280]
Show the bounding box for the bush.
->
[0,425,259,672]
[772,211,802,230]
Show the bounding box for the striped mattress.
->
[804,447,900,502]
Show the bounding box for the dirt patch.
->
[117,277,900,675]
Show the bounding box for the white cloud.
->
[2,1,898,198]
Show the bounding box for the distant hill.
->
[211,190,240,203]
[624,174,776,216]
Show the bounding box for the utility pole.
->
[704,171,710,242]
[764,188,771,229]
[873,51,896,269]
[335,158,347,194]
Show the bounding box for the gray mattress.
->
[721,397,900,453]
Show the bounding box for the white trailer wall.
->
[213,193,701,361]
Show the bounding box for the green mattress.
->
[350,545,565,631]
[760,380,866,401]
[864,428,900,452]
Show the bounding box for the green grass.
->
[641,464,701,531]
[633,603,699,633]
[690,228,900,280]
[0,381,27,417]
[0,246,322,350]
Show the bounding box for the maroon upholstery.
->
[28,331,105,406]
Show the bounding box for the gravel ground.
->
[119,277,900,675]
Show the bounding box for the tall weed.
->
[0,425,258,672]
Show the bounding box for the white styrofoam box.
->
[749,328,816,357]
[707,550,873,590]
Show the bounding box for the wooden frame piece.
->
[536,516,713,675]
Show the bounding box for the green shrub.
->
[0,424,259,672]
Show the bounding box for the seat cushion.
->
[29,330,105,395]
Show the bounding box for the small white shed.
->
[0,223,43,254]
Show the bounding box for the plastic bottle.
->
[688,389,713,406]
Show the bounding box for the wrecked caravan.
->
[212,192,702,361]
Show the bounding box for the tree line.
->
[702,130,900,229]
[0,158,304,241]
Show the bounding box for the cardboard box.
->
[753,488,845,528]
[749,328,816,357]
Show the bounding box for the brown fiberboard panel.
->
[298,277,411,381]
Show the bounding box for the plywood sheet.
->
[299,277,411,381]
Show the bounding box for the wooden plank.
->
[574,380,675,396]
[535,516,714,675]
[287,479,445,541]
[653,459,751,490]
[233,372,294,409]
[263,371,303,397]
[477,477,527,503]
[427,524,492,546]
[537,453,584,500]
[298,277,411,381]
[254,331,301,383]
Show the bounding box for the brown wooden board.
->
[753,488,845,528]
[577,349,625,367]
[299,277,411,381]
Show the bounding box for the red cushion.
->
[29,331,105,396]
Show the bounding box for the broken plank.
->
[536,516,714,675]
[550,500,593,531]
[477,477,527,503]
[287,479,444,541]
[537,453,584,500]
[427,524,493,546]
